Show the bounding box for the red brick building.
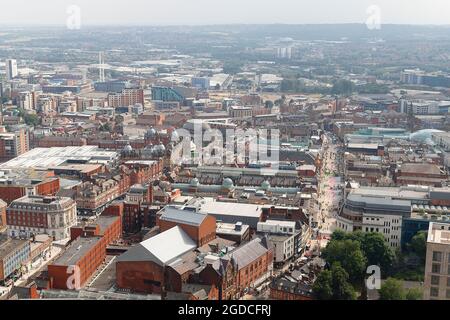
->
[395,163,447,187]
[0,200,7,230]
[37,136,87,148]
[157,206,216,246]
[0,172,60,205]
[116,226,197,294]
[48,211,123,290]
[48,236,105,289]
[199,237,273,300]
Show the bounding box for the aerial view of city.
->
[0,0,450,312]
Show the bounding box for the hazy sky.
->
[1,0,450,26]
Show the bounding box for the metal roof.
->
[159,206,208,227]
[116,226,196,266]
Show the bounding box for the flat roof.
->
[0,238,29,260]
[52,237,102,266]
[159,206,207,227]
[0,146,118,169]
[198,201,263,218]
[216,222,249,236]
[428,222,450,245]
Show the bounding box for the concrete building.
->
[5,59,18,80]
[0,129,30,161]
[423,222,450,300]
[0,237,30,285]
[7,195,77,240]
[108,89,144,108]
[229,106,253,119]
[257,220,299,264]
[337,193,412,248]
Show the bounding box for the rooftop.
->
[116,226,197,266]
[0,238,29,260]
[0,146,118,169]
[159,206,208,227]
[428,222,450,245]
[197,200,263,218]
[52,236,102,266]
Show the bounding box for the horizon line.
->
[1,22,450,28]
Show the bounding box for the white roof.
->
[198,201,262,218]
[0,146,118,169]
[259,220,296,228]
[117,226,196,266]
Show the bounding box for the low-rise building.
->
[7,195,77,241]
[0,237,31,285]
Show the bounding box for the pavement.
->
[315,133,344,241]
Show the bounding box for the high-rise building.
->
[0,129,30,161]
[5,59,18,80]
[423,222,450,300]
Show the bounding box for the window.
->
[431,275,440,285]
[447,290,450,299]
[433,251,443,262]
[432,263,441,274]
[447,277,450,287]
[430,287,439,297]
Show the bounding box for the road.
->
[315,132,344,240]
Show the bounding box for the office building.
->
[5,59,18,80]
[423,222,450,300]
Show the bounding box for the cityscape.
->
[0,1,450,306]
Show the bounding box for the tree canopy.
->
[378,278,422,300]
[313,264,357,300]
[322,238,367,285]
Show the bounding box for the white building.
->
[423,222,450,300]
[5,59,18,80]
[257,220,297,264]
[337,194,411,248]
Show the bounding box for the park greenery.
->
[313,230,426,300]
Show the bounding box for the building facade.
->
[7,195,77,240]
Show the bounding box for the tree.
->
[328,231,395,275]
[360,233,395,272]
[265,100,274,108]
[409,231,427,262]
[322,239,367,285]
[405,287,423,300]
[312,270,333,300]
[331,79,354,96]
[379,278,405,300]
[313,265,357,300]
[330,264,357,300]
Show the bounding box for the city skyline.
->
[1,0,450,26]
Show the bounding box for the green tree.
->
[360,233,395,272]
[312,270,333,300]
[409,231,427,262]
[265,100,274,108]
[379,278,405,300]
[405,287,423,300]
[331,79,354,96]
[322,239,367,285]
[331,264,357,300]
